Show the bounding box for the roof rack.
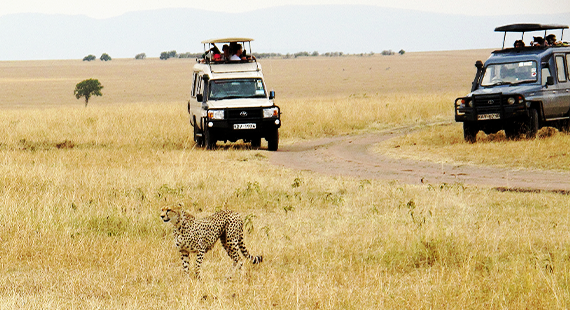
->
[495,23,569,49]
[200,38,256,68]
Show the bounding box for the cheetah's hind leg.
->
[222,240,244,279]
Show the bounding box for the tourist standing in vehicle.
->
[514,40,525,48]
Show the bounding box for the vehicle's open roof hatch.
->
[201,38,254,44]
[495,23,569,49]
[495,24,568,32]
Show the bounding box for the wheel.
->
[193,121,204,147]
[266,129,279,151]
[251,137,261,148]
[204,127,216,150]
[463,122,478,143]
[524,108,539,138]
[504,123,521,140]
[559,119,570,133]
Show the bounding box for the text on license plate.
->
[477,113,500,120]
[234,123,256,130]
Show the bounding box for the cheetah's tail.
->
[251,255,263,264]
[239,242,263,264]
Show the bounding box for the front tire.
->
[524,108,539,138]
[504,123,521,140]
[251,137,261,148]
[193,121,204,147]
[266,129,279,151]
[204,127,216,150]
[463,122,478,143]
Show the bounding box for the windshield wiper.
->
[510,79,536,85]
[484,81,513,87]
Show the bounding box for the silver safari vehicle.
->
[455,23,570,142]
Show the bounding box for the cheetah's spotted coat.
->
[161,207,262,278]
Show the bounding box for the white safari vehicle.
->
[188,38,281,150]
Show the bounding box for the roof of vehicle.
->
[193,62,263,79]
[495,23,569,32]
[201,38,254,44]
[486,46,570,66]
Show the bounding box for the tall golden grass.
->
[378,123,570,171]
[1,51,570,309]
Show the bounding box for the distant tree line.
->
[159,50,202,60]
[82,53,112,61]
[81,49,406,61]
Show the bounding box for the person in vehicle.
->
[514,40,525,48]
[533,36,547,47]
[222,44,230,60]
[545,34,562,46]
[230,44,243,61]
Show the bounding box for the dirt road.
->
[271,127,570,193]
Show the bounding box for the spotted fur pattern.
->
[160,207,262,278]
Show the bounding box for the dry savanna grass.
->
[1,51,570,309]
[378,123,570,171]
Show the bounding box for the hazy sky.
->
[2,0,570,19]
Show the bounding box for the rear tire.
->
[463,122,478,143]
[266,129,279,151]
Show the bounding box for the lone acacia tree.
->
[74,78,103,107]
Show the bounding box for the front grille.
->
[473,94,503,114]
[227,108,262,120]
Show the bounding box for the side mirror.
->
[546,76,555,86]
[269,90,275,100]
[196,94,203,102]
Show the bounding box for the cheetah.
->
[160,206,263,278]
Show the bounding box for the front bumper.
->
[203,117,281,141]
[454,94,529,123]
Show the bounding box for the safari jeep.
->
[188,38,281,150]
[455,23,570,142]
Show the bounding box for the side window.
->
[567,54,570,78]
[191,72,198,97]
[542,67,552,85]
[555,55,567,82]
[196,76,203,95]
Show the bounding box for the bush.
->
[100,53,112,61]
[83,55,96,61]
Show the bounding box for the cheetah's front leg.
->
[179,249,192,274]
[194,250,205,279]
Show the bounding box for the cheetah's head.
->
[160,207,180,224]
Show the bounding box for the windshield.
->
[209,78,266,100]
[481,61,538,87]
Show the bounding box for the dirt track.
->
[270,127,570,193]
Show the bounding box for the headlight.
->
[263,107,279,118]
[507,97,515,105]
[207,110,224,120]
[461,98,472,108]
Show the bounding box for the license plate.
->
[477,113,500,120]
[233,123,256,130]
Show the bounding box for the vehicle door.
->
[557,53,570,116]
[547,54,570,117]
[540,62,558,118]
[189,72,205,129]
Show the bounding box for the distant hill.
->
[1,5,569,60]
